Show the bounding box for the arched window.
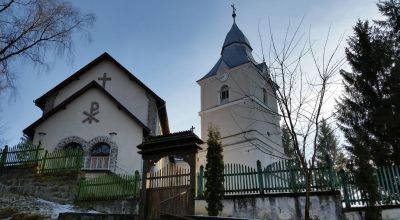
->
[220,85,229,104]
[263,88,267,104]
[89,143,111,170]
[91,143,111,156]
[64,142,83,151]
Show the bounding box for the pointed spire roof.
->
[222,22,252,53]
[198,22,256,81]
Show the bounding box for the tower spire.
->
[231,4,236,23]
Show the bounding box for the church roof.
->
[222,22,252,52]
[23,81,150,139]
[137,130,203,155]
[34,52,169,134]
[198,22,256,81]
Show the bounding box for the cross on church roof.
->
[98,72,111,88]
[231,4,236,22]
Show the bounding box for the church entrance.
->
[137,130,203,219]
[146,162,191,218]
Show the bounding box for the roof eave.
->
[34,52,167,110]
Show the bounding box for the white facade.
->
[50,60,151,125]
[197,22,284,168]
[24,53,169,174]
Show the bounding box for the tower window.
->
[220,85,229,104]
[263,88,267,104]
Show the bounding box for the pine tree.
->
[281,124,295,159]
[315,119,345,170]
[204,126,224,216]
[337,1,400,218]
[338,0,400,167]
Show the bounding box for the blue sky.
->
[1,0,382,146]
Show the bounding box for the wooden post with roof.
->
[137,129,203,219]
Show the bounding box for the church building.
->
[23,53,169,174]
[197,10,285,167]
[22,8,284,176]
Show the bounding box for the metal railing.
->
[83,156,110,170]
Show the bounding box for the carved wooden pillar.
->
[183,152,196,215]
[139,159,151,219]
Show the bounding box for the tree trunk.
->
[304,170,312,220]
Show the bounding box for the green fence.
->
[340,165,400,207]
[197,159,336,197]
[1,143,83,174]
[0,144,43,167]
[76,171,141,201]
[38,148,83,174]
[197,160,400,208]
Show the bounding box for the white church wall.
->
[52,60,150,126]
[33,88,144,173]
[198,63,284,166]
[199,101,282,167]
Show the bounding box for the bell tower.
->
[197,7,284,167]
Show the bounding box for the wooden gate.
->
[146,164,191,219]
[137,130,203,220]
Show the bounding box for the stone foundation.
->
[0,166,81,203]
[344,205,400,220]
[58,213,138,220]
[76,199,139,214]
[195,191,343,220]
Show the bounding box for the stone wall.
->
[195,191,343,220]
[76,199,139,214]
[0,166,139,215]
[0,166,80,204]
[58,213,138,220]
[344,206,400,220]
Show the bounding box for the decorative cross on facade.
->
[98,73,111,88]
[190,126,195,132]
[82,102,100,124]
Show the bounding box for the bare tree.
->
[267,21,345,219]
[216,19,344,218]
[0,0,95,93]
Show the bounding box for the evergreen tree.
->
[282,124,295,159]
[337,1,400,218]
[204,126,224,216]
[315,119,345,170]
[338,0,400,167]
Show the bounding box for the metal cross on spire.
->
[231,4,236,22]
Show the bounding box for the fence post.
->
[327,158,336,191]
[34,143,41,165]
[288,160,296,193]
[339,169,350,208]
[76,149,83,172]
[40,150,48,174]
[256,160,264,195]
[197,165,204,198]
[0,145,8,167]
[0,146,6,167]
[134,170,140,196]
[76,179,83,201]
